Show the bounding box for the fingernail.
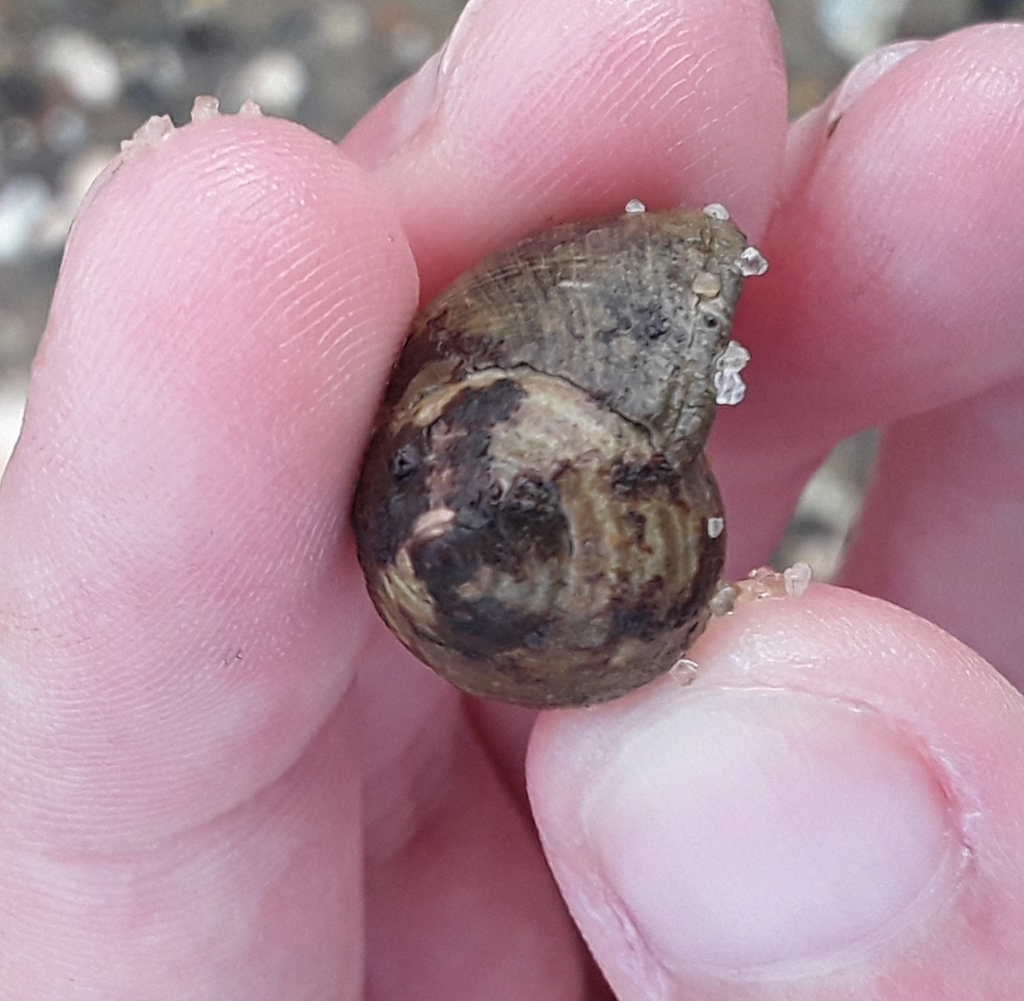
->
[392,0,492,128]
[436,0,488,77]
[341,0,485,170]
[341,51,443,171]
[580,688,964,978]
[827,39,927,125]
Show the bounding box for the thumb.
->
[528,581,1024,999]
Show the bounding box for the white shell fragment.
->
[669,657,700,686]
[708,582,738,617]
[119,113,174,155]
[735,564,813,602]
[624,198,647,214]
[783,561,813,597]
[738,245,769,276]
[702,202,731,220]
[190,95,221,121]
[714,340,751,406]
[706,516,725,539]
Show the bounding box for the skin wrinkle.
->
[626,61,700,133]
[494,81,598,183]
[225,220,319,298]
[275,273,357,340]
[453,9,687,185]
[317,343,386,405]
[584,17,682,102]
[304,297,373,357]
[167,148,288,218]
[956,39,1024,104]
[256,249,406,370]
[271,277,372,355]
[831,44,923,118]
[260,237,327,290]
[344,0,784,295]
[567,20,734,154]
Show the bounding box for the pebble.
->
[318,1,372,49]
[817,0,912,61]
[388,18,435,68]
[0,176,53,261]
[36,29,122,109]
[223,49,309,115]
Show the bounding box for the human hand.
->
[2,1,1024,998]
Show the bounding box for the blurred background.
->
[0,0,1020,575]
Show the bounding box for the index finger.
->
[342,0,788,298]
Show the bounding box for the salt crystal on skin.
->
[732,565,815,604]
[190,95,221,121]
[784,562,813,598]
[119,114,175,158]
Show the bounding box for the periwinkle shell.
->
[353,206,752,707]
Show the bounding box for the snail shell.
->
[353,206,752,708]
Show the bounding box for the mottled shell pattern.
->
[353,205,754,708]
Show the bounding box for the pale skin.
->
[2,0,1024,997]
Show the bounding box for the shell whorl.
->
[353,206,752,707]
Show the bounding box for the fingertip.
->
[341,0,787,297]
[736,22,1024,443]
[0,106,418,841]
[49,108,418,445]
[528,582,1024,998]
[20,106,418,530]
[714,22,1024,572]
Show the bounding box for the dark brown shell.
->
[352,206,751,708]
